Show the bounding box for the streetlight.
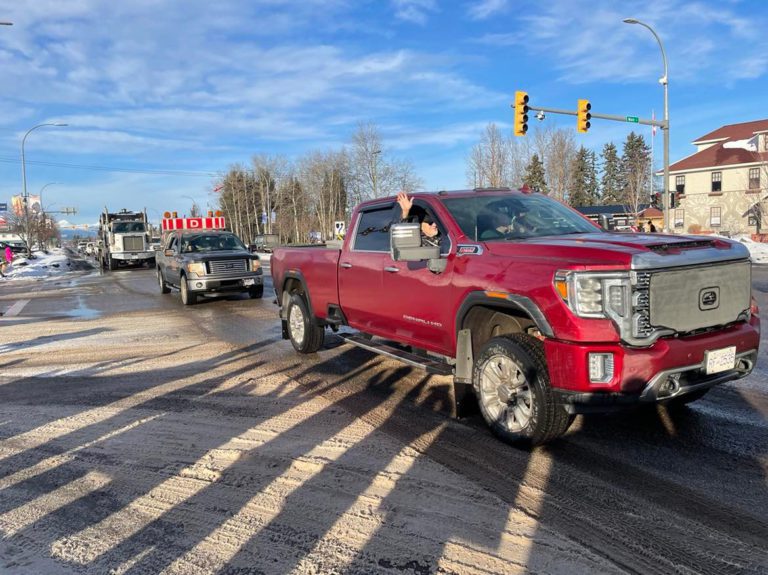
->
[181,195,201,217]
[38,182,60,209]
[623,18,670,233]
[20,123,67,254]
[21,122,68,200]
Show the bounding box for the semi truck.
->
[98,208,155,270]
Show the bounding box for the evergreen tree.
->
[600,142,622,205]
[523,153,548,194]
[568,146,599,207]
[620,131,652,209]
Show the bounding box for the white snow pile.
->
[723,136,758,152]
[732,234,768,264]
[2,248,82,281]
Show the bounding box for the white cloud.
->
[466,0,508,21]
[392,0,438,24]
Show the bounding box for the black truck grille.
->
[209,259,248,274]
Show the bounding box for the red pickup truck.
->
[271,188,760,445]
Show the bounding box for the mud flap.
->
[453,328,478,418]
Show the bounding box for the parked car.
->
[0,241,27,255]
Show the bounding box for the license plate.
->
[242,278,255,286]
[704,346,736,375]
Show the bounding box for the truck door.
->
[382,202,456,355]
[165,234,181,285]
[337,204,395,334]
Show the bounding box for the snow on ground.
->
[731,234,768,264]
[1,248,84,282]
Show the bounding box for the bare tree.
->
[298,150,348,241]
[466,123,512,188]
[533,126,577,203]
[348,121,422,204]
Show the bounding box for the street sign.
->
[626,116,639,123]
[334,221,346,237]
[0,203,7,211]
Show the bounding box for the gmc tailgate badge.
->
[699,287,719,310]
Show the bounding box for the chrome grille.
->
[630,262,750,342]
[209,259,247,275]
[123,236,144,251]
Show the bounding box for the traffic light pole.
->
[513,101,668,229]
[516,104,666,130]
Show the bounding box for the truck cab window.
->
[353,206,394,252]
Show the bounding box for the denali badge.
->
[699,287,719,310]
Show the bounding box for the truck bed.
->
[271,246,342,320]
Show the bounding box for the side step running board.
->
[339,333,453,376]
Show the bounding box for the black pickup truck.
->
[156,229,264,305]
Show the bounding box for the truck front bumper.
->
[545,317,760,414]
[186,274,263,294]
[112,251,155,261]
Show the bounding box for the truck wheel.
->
[157,268,170,294]
[474,334,572,446]
[248,285,264,299]
[287,292,324,353]
[108,256,117,271]
[180,275,197,305]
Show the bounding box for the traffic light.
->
[577,99,591,133]
[669,191,676,208]
[513,91,529,136]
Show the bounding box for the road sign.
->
[0,203,6,211]
[626,116,639,123]
[334,221,346,237]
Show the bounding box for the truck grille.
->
[209,259,247,275]
[632,261,751,342]
[123,236,144,251]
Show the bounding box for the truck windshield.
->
[181,233,245,252]
[442,193,600,241]
[112,222,146,233]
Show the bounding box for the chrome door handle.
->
[340,262,352,268]
[384,266,399,273]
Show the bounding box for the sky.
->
[1,0,767,229]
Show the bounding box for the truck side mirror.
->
[390,222,440,262]
[598,214,611,230]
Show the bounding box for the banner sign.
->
[161,217,226,232]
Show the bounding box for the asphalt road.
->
[0,252,766,574]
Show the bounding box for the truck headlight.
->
[250,259,261,272]
[554,271,631,320]
[187,262,206,275]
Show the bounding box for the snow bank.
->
[2,248,85,282]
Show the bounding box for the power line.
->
[0,155,221,178]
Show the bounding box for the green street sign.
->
[626,116,639,123]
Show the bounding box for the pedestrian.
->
[1,244,12,277]
[647,220,657,233]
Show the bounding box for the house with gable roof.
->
[668,119,768,235]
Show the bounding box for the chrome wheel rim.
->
[181,281,188,302]
[288,303,306,344]
[157,270,163,289]
[479,353,533,432]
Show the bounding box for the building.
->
[668,119,768,235]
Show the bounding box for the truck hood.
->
[481,231,750,270]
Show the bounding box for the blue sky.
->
[1,0,767,227]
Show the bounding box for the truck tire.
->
[474,334,572,446]
[179,275,197,305]
[108,256,117,271]
[157,268,171,294]
[248,285,264,299]
[287,292,324,353]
